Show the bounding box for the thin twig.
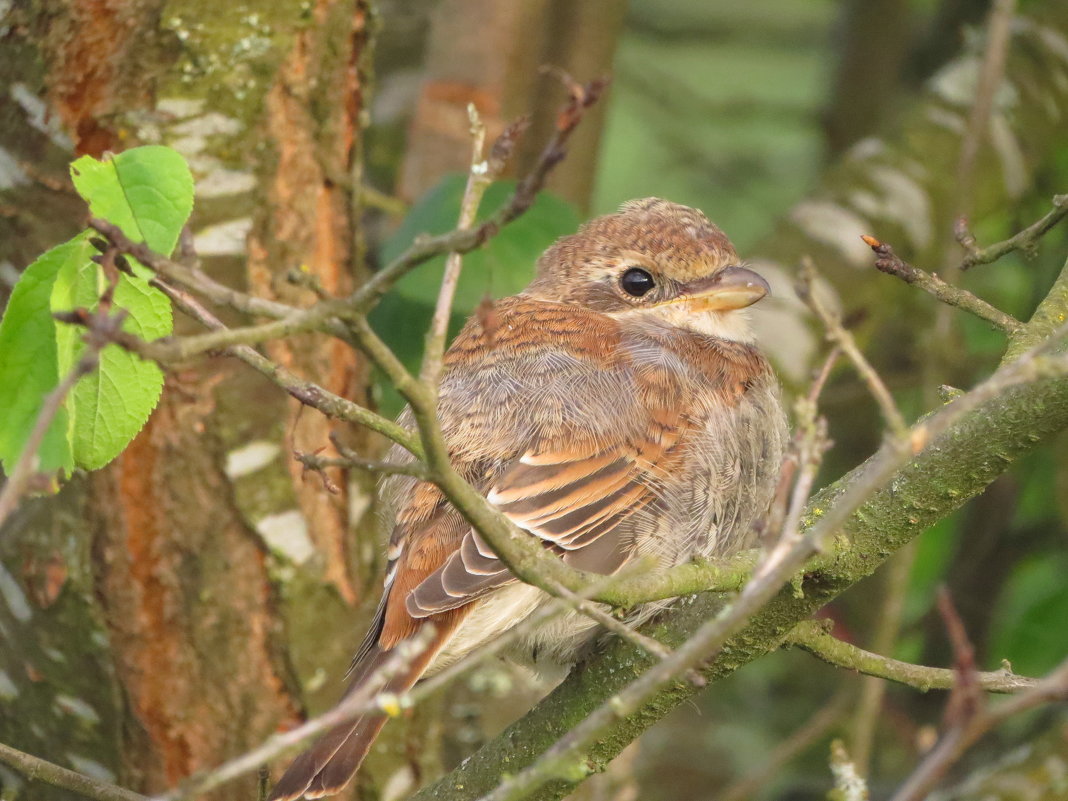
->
[959,193,1068,270]
[888,656,1068,801]
[763,346,839,546]
[797,257,910,439]
[297,447,431,481]
[86,219,342,334]
[787,620,1037,694]
[352,75,608,313]
[861,235,1024,335]
[148,278,422,455]
[937,587,984,728]
[0,742,147,801]
[153,626,438,801]
[542,577,674,664]
[420,106,491,389]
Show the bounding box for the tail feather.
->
[268,625,452,801]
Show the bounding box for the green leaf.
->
[1,145,191,479]
[989,553,1068,675]
[0,235,94,476]
[48,145,194,470]
[51,252,171,471]
[371,175,579,415]
[70,144,194,260]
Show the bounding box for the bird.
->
[269,198,787,800]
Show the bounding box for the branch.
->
[351,76,609,312]
[786,620,1037,694]
[959,193,1068,270]
[889,656,1068,801]
[0,742,147,801]
[797,257,909,438]
[154,627,438,801]
[419,107,512,389]
[85,218,346,336]
[147,277,423,456]
[861,235,1024,334]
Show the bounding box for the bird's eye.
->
[620,267,655,298]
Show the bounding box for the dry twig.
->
[797,257,909,439]
[862,235,1024,335]
[958,194,1068,270]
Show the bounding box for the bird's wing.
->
[405,323,692,617]
[405,418,688,618]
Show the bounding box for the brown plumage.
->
[269,198,787,800]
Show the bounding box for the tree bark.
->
[0,2,376,797]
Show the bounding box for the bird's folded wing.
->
[406,407,687,618]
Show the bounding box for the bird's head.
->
[526,198,769,342]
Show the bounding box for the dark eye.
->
[620,267,655,298]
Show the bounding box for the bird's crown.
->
[526,199,767,324]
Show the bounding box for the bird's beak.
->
[669,266,770,311]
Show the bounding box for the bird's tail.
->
[268,626,449,801]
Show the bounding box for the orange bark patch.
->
[117,414,190,782]
[43,0,142,155]
[93,389,299,794]
[244,0,371,605]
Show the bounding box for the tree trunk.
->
[0,2,377,797]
